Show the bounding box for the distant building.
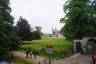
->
[41,33,52,38]
[51,27,63,38]
[42,27,63,38]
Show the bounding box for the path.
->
[13,52,91,64]
[53,53,91,64]
[13,51,45,64]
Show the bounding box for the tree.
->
[16,17,32,41]
[35,26,42,31]
[60,0,96,40]
[90,0,96,30]
[31,26,42,40]
[0,0,20,51]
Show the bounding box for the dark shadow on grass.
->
[21,42,36,45]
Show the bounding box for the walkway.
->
[13,51,45,64]
[53,53,91,64]
[13,52,91,64]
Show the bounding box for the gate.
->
[76,42,81,52]
[86,39,96,54]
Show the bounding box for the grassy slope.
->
[0,53,32,64]
[20,38,73,59]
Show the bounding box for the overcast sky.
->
[10,0,66,34]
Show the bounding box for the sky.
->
[10,0,66,34]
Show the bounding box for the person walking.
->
[33,49,37,59]
[30,51,33,58]
[26,48,30,58]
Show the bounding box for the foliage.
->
[16,17,32,41]
[60,0,96,40]
[0,0,20,51]
[19,38,73,59]
[0,53,32,64]
[31,26,42,40]
[31,31,41,40]
[35,26,42,31]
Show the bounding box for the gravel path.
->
[52,53,91,64]
[13,51,45,64]
[13,52,91,64]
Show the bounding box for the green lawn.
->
[19,38,73,59]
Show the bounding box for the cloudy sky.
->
[10,0,66,34]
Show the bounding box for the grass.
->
[19,38,73,59]
[8,57,32,64]
[0,53,32,64]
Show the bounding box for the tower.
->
[52,27,58,37]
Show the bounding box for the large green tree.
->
[90,0,96,30]
[60,0,96,40]
[0,0,20,51]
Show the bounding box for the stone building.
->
[52,27,63,38]
[42,27,63,38]
[73,35,96,54]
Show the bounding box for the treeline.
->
[16,17,42,41]
[0,0,42,51]
[0,0,20,51]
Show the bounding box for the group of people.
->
[26,48,37,59]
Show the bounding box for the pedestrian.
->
[30,51,33,58]
[26,48,30,58]
[33,49,37,59]
[92,56,96,64]
[81,48,83,54]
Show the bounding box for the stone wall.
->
[73,37,96,53]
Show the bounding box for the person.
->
[81,48,83,54]
[92,56,96,64]
[26,48,30,58]
[33,49,37,59]
[30,51,33,58]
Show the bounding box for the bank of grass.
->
[20,38,73,59]
[8,57,32,64]
[0,53,32,64]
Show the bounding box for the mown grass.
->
[19,38,73,59]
